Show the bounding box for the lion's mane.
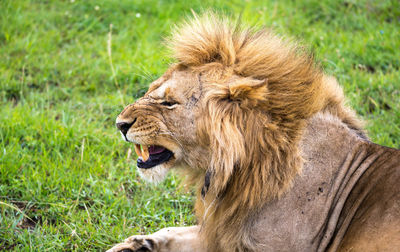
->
[170,13,363,251]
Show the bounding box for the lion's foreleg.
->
[107,226,205,252]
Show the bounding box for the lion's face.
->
[116,67,205,182]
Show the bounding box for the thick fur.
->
[113,13,369,252]
[170,13,364,251]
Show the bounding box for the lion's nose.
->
[116,118,136,136]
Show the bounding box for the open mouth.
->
[134,144,174,169]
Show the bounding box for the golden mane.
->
[169,13,363,251]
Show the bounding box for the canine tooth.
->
[134,144,142,158]
[142,145,149,161]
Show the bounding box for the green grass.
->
[1,0,399,250]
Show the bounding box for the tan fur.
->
[111,13,373,252]
[170,13,363,251]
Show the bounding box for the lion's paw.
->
[106,235,156,252]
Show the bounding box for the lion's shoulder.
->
[250,112,400,251]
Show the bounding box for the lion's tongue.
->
[134,145,166,161]
[149,145,166,154]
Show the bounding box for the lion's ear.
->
[228,78,268,106]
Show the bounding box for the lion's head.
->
[116,67,205,183]
[116,13,363,251]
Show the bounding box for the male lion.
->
[109,14,400,252]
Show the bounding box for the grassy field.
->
[1,0,399,250]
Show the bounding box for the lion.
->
[108,13,400,252]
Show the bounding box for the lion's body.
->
[248,113,400,251]
[110,13,400,252]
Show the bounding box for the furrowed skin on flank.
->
[109,12,399,252]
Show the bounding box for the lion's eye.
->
[160,101,178,107]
